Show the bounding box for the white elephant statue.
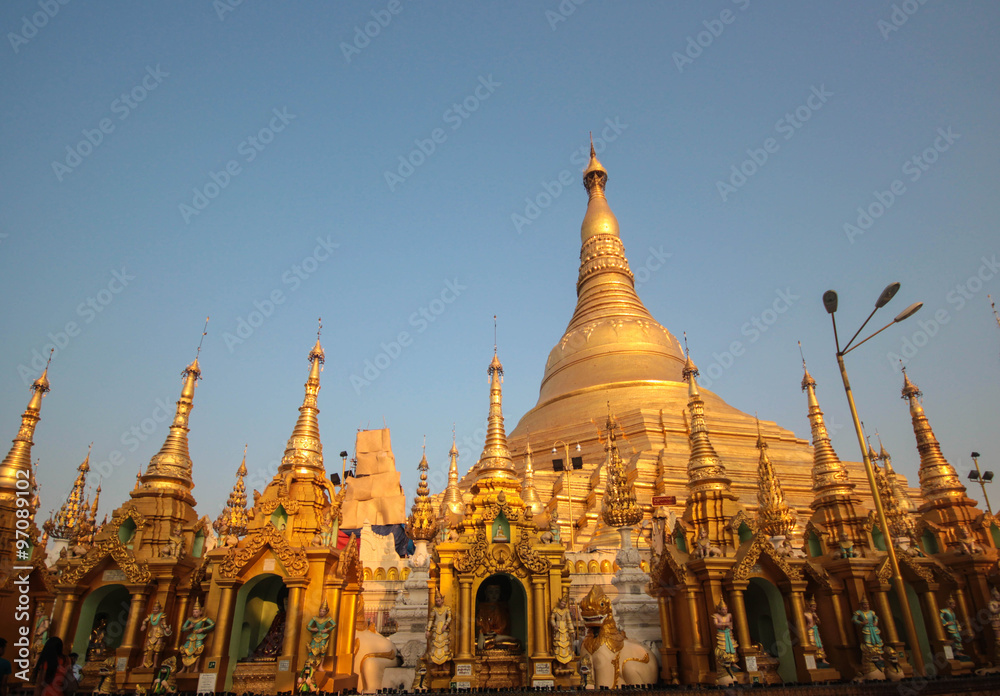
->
[578,585,659,688]
[353,622,399,693]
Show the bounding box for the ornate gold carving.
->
[219,523,307,578]
[729,534,801,583]
[515,528,550,574]
[600,411,642,528]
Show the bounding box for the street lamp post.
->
[968,452,994,516]
[552,440,581,548]
[823,282,926,677]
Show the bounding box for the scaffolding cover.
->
[341,428,406,527]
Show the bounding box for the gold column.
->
[119,590,150,655]
[873,591,901,645]
[171,594,190,651]
[658,596,673,650]
[282,583,306,663]
[953,588,974,637]
[685,589,702,650]
[457,579,473,659]
[728,588,752,656]
[54,592,81,644]
[531,579,547,658]
[207,585,236,660]
[922,591,947,644]
[829,590,849,647]
[788,590,809,676]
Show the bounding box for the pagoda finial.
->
[51,445,92,541]
[475,348,516,481]
[683,347,731,491]
[441,426,463,517]
[601,407,642,528]
[900,368,968,506]
[0,350,52,499]
[281,333,325,474]
[755,416,794,537]
[800,350,854,502]
[218,447,249,537]
[406,444,437,541]
[521,434,545,517]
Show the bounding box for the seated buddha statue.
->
[476,583,521,652]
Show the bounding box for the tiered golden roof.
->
[218,448,250,536]
[440,431,464,518]
[136,357,200,504]
[406,447,437,541]
[878,440,916,514]
[468,351,524,512]
[754,421,794,538]
[49,445,91,541]
[280,337,325,475]
[601,410,642,528]
[900,369,967,506]
[0,366,50,502]
[801,363,855,501]
[683,354,732,494]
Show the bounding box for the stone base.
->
[853,668,885,682]
[944,658,975,676]
[802,666,841,683]
[381,666,415,690]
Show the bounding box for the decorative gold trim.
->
[219,523,307,578]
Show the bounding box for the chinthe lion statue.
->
[578,585,658,688]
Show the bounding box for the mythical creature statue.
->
[94,656,117,694]
[578,584,658,688]
[179,598,216,672]
[150,655,177,694]
[692,528,722,559]
[353,616,398,693]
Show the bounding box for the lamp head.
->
[972,451,981,458]
[969,470,980,481]
[984,471,995,482]
[823,290,838,314]
[893,302,923,323]
[876,282,901,308]
[339,450,349,459]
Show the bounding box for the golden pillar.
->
[457,578,473,659]
[171,594,191,651]
[282,582,306,661]
[206,584,237,661]
[787,590,809,676]
[685,589,703,650]
[531,578,547,658]
[54,592,82,644]
[873,590,901,645]
[921,591,947,644]
[728,588,752,658]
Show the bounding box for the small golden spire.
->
[900,368,967,506]
[440,426,463,517]
[682,347,731,490]
[521,436,545,517]
[601,406,642,528]
[754,417,794,537]
[878,436,916,513]
[280,331,326,474]
[51,445,92,540]
[474,349,516,481]
[0,350,52,501]
[800,350,855,502]
[406,444,437,541]
[220,446,249,536]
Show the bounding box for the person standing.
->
[32,637,76,696]
[0,639,13,696]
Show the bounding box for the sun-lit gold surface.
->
[406,448,438,541]
[754,423,794,538]
[601,411,642,528]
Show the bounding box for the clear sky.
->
[2,1,999,526]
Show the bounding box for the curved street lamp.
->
[968,452,994,516]
[552,440,582,547]
[824,282,925,676]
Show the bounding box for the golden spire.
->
[406,444,437,541]
[89,479,101,527]
[535,143,684,409]
[0,355,51,501]
[139,356,201,501]
[51,445,91,540]
[601,406,642,528]
[754,418,794,537]
[280,329,325,474]
[219,446,249,536]
[654,409,669,497]
[474,350,516,482]
[900,368,968,506]
[873,453,912,539]
[801,355,855,501]
[682,348,732,492]
[521,436,545,517]
[440,427,463,517]
[878,438,916,513]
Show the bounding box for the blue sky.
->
[2,1,999,524]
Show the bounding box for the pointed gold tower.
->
[878,439,916,514]
[754,420,794,538]
[440,430,464,519]
[521,437,545,517]
[406,446,437,541]
[49,446,92,541]
[601,409,642,528]
[217,449,249,536]
[469,351,524,510]
[682,352,741,549]
[900,369,979,539]
[0,366,50,501]
[280,337,325,474]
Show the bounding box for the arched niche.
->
[475,573,528,652]
[71,584,130,658]
[745,578,796,683]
